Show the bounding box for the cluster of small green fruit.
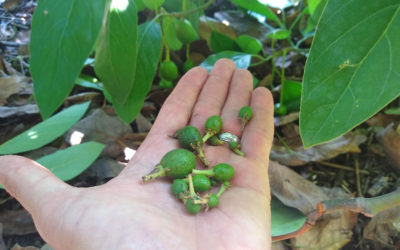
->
[159,18,197,89]
[142,106,253,214]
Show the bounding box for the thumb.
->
[0,155,71,215]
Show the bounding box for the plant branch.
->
[272,188,400,241]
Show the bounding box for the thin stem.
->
[186,43,190,59]
[270,39,276,88]
[355,159,362,197]
[142,165,166,182]
[188,174,196,197]
[192,168,214,177]
[319,161,369,174]
[279,49,287,107]
[288,7,308,32]
[217,182,230,197]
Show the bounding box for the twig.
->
[355,159,362,197]
[319,161,369,175]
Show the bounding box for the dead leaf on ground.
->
[366,113,400,128]
[0,209,36,235]
[0,104,38,118]
[269,161,358,249]
[0,76,30,105]
[271,125,367,166]
[363,205,400,249]
[376,123,400,171]
[291,210,358,250]
[65,109,132,158]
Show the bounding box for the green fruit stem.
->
[217,181,230,197]
[232,147,245,157]
[194,145,209,167]
[142,165,166,182]
[192,168,214,177]
[188,174,196,197]
[202,131,215,143]
[186,44,190,59]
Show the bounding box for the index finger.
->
[148,66,209,137]
[240,87,274,165]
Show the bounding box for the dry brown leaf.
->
[271,132,367,166]
[0,104,39,118]
[376,123,400,171]
[291,210,358,250]
[363,205,400,248]
[65,109,132,158]
[269,161,330,214]
[0,76,30,105]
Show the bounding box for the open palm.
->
[0,59,274,249]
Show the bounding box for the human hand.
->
[0,59,274,249]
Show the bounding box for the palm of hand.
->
[0,59,274,249]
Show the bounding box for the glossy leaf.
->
[210,30,240,53]
[162,16,183,51]
[271,197,306,237]
[200,51,252,72]
[281,80,302,112]
[266,29,291,40]
[308,0,328,24]
[30,0,107,119]
[37,141,105,181]
[229,0,281,26]
[235,35,263,54]
[75,76,103,91]
[113,20,162,123]
[0,102,90,155]
[94,0,138,105]
[300,0,400,147]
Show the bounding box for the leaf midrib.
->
[308,4,400,145]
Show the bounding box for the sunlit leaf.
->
[200,51,252,72]
[229,0,281,26]
[37,141,105,181]
[94,0,138,105]
[0,102,90,155]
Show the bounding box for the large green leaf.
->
[271,197,306,237]
[210,30,240,53]
[229,0,281,26]
[30,0,107,119]
[113,20,162,123]
[300,0,400,147]
[94,0,138,106]
[200,51,252,72]
[0,102,90,155]
[37,141,105,181]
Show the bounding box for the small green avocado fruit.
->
[159,61,179,81]
[202,115,223,143]
[176,19,198,44]
[192,174,211,192]
[142,149,196,181]
[208,194,219,208]
[172,179,188,196]
[186,198,202,214]
[213,163,235,182]
[175,126,209,167]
